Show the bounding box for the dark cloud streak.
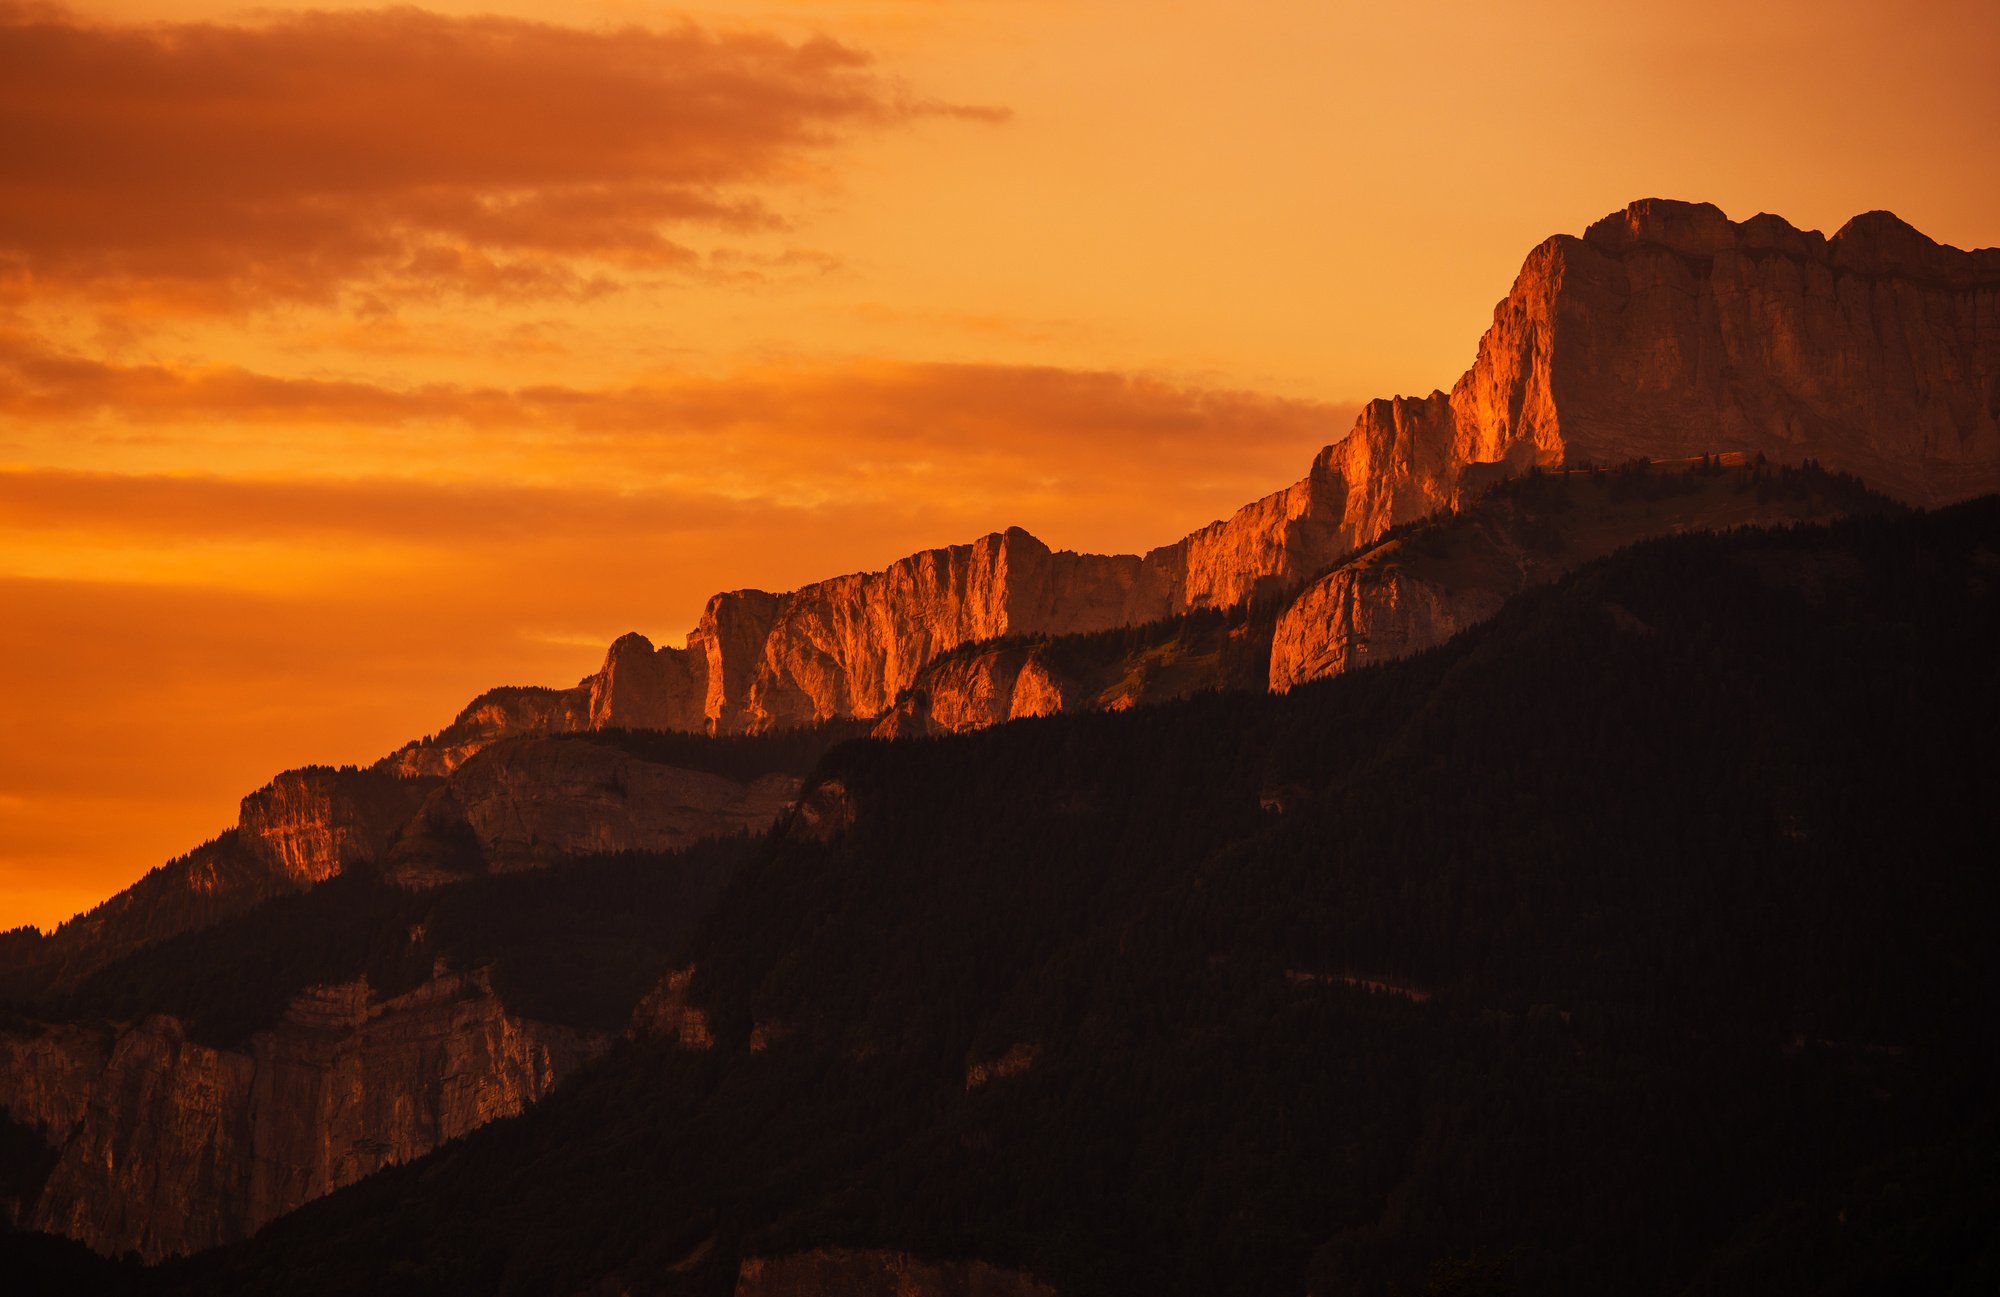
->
[0,3,1003,310]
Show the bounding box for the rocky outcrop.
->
[13,768,440,996]
[874,612,1274,740]
[879,461,1889,731]
[736,1249,1057,1297]
[0,967,601,1260]
[384,684,591,778]
[391,739,798,881]
[589,632,710,733]
[1314,199,2000,542]
[38,200,1985,973]
[873,644,1079,739]
[692,530,1156,733]
[236,767,434,885]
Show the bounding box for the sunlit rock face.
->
[384,684,592,778]
[588,631,709,732]
[1553,203,2000,502]
[1266,460,1886,690]
[0,968,600,1261]
[1139,453,1355,611]
[10,769,439,994]
[378,200,2000,754]
[235,767,432,885]
[1319,198,2000,533]
[735,1249,1058,1297]
[870,644,1078,739]
[699,528,1153,732]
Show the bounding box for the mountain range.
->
[1,198,1997,1294]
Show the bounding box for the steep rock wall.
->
[390,738,797,882]
[15,768,438,995]
[387,201,1998,750]
[1267,461,1886,689]
[236,767,434,885]
[872,645,1079,739]
[1316,199,2000,543]
[0,969,600,1260]
[384,684,591,779]
[697,528,1153,732]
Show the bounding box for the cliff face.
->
[1267,460,1888,689]
[236,767,434,885]
[1317,199,2000,546]
[873,612,1272,741]
[373,202,1998,757]
[384,684,591,778]
[390,738,798,882]
[1139,454,1353,611]
[871,644,1077,739]
[880,462,1890,733]
[11,768,440,996]
[1550,204,2000,501]
[25,200,1982,982]
[693,528,1156,733]
[588,631,710,732]
[0,967,600,1260]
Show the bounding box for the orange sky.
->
[4,0,1998,930]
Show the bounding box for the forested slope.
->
[16,502,2000,1295]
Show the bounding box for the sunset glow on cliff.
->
[5,0,1999,929]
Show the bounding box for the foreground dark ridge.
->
[19,498,1985,1297]
[0,460,1891,1264]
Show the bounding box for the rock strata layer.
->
[883,461,1888,734]
[1266,459,1877,689]
[0,967,600,1260]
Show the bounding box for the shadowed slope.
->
[153,499,2000,1297]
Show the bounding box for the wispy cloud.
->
[0,2,1004,314]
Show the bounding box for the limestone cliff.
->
[0,967,600,1260]
[873,613,1271,740]
[388,738,798,884]
[235,766,434,885]
[882,461,1892,733]
[1313,199,2000,547]
[10,769,438,995]
[378,201,1999,755]
[30,199,1988,974]
[1267,458,1883,688]
[589,631,709,733]
[383,684,591,778]
[872,644,1078,739]
[12,195,1995,1271]
[694,529,1159,732]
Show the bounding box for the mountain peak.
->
[1582,198,1735,255]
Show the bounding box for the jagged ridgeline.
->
[46,500,1982,1297]
[17,195,2000,990]
[3,197,1999,1287]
